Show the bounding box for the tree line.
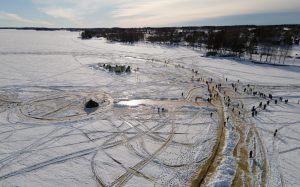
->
[80,25,300,64]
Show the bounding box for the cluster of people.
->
[213,77,286,160]
[251,106,258,117]
[251,93,289,117]
[157,107,166,113]
[191,69,198,74]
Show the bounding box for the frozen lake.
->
[0,29,300,187]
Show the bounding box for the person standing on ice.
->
[263,104,266,110]
[274,129,278,137]
[249,150,253,158]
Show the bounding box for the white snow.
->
[1,29,300,186]
[0,30,218,187]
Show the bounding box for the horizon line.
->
[0,24,300,30]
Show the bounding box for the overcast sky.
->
[0,0,300,27]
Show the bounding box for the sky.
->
[0,0,300,28]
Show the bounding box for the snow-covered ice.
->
[0,30,219,186]
[1,29,300,187]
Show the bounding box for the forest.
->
[81,25,300,64]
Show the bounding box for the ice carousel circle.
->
[15,91,113,124]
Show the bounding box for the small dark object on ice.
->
[85,99,99,108]
[274,129,278,137]
[249,150,253,158]
[263,104,266,110]
[269,94,273,100]
[207,98,211,103]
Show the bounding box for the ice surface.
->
[0,29,299,186]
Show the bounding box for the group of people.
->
[157,107,166,113]
[204,75,287,161]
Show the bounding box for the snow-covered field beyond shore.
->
[0,30,300,187]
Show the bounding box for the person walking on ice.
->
[274,129,278,137]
